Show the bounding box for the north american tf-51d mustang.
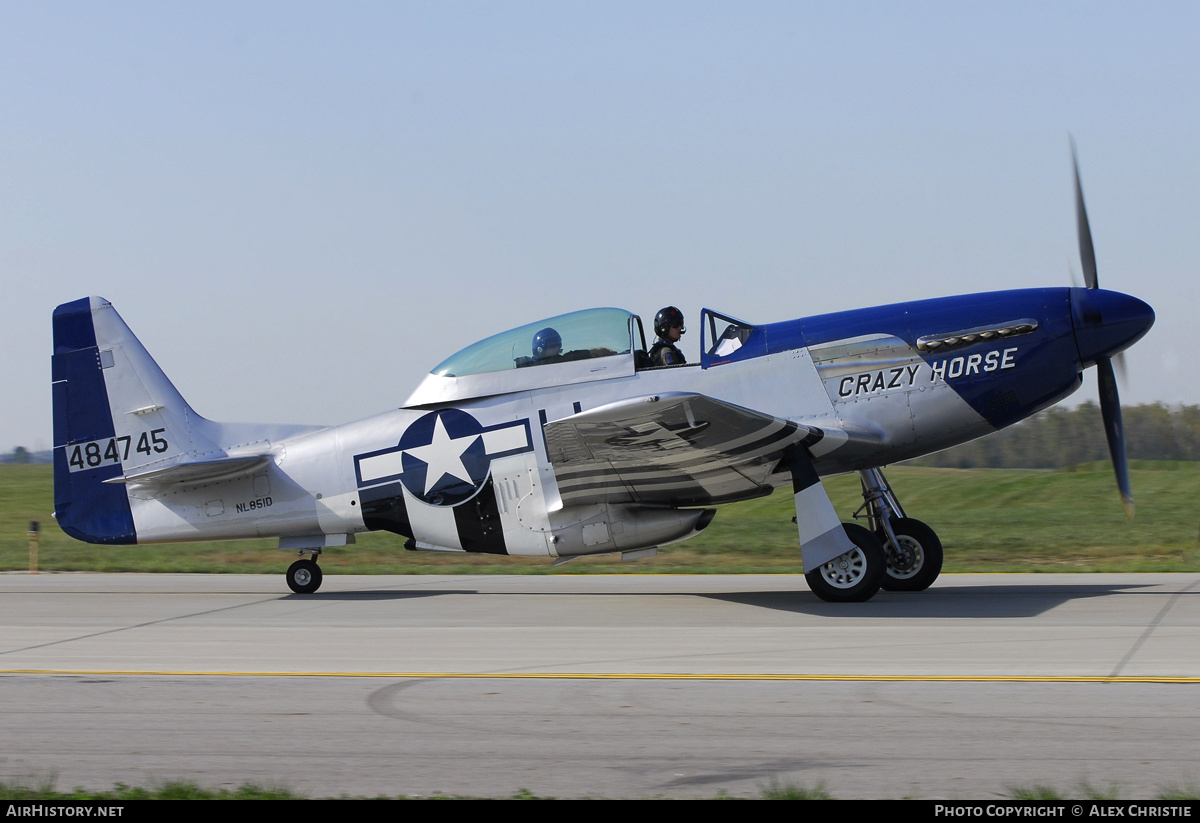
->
[51,153,1154,602]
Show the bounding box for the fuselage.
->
[54,287,1154,559]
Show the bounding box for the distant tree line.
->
[904,402,1200,469]
[1,447,52,465]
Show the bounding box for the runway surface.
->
[2,572,1198,798]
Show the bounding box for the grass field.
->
[2,462,1198,575]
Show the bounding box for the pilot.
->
[649,306,687,366]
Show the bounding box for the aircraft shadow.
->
[283,589,479,601]
[709,581,1161,619]
[282,580,1163,618]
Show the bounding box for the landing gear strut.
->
[856,467,943,592]
[286,550,323,594]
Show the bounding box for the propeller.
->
[1072,140,1133,518]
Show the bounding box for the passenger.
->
[648,306,687,366]
[532,328,563,362]
[526,327,616,366]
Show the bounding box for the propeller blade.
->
[1067,255,1082,289]
[1096,356,1133,518]
[1073,142,1135,516]
[1072,139,1099,290]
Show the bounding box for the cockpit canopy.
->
[405,307,645,407]
[431,307,637,378]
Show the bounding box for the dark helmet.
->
[532,327,562,359]
[654,306,686,338]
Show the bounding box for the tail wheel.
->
[879,517,943,592]
[805,523,886,603]
[286,558,323,594]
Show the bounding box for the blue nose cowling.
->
[1070,288,1155,368]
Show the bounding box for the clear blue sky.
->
[3,1,1197,453]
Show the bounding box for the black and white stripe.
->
[544,393,820,507]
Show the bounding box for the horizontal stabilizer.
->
[103,454,274,487]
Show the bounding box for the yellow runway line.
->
[3,669,1199,683]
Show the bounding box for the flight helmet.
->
[532,327,562,359]
[654,306,686,338]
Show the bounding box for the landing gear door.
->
[700,309,755,369]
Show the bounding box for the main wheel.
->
[879,517,943,592]
[804,523,886,603]
[286,558,323,594]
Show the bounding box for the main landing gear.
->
[286,550,323,594]
[855,467,943,592]
[804,522,887,603]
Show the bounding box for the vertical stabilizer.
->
[52,297,211,543]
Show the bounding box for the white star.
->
[403,414,478,496]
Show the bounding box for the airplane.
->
[49,151,1155,602]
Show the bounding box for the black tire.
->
[804,523,886,603]
[286,558,323,594]
[879,517,943,592]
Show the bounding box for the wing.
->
[543,392,822,507]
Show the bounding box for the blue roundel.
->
[396,409,493,506]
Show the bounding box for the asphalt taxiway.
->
[2,572,1198,798]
